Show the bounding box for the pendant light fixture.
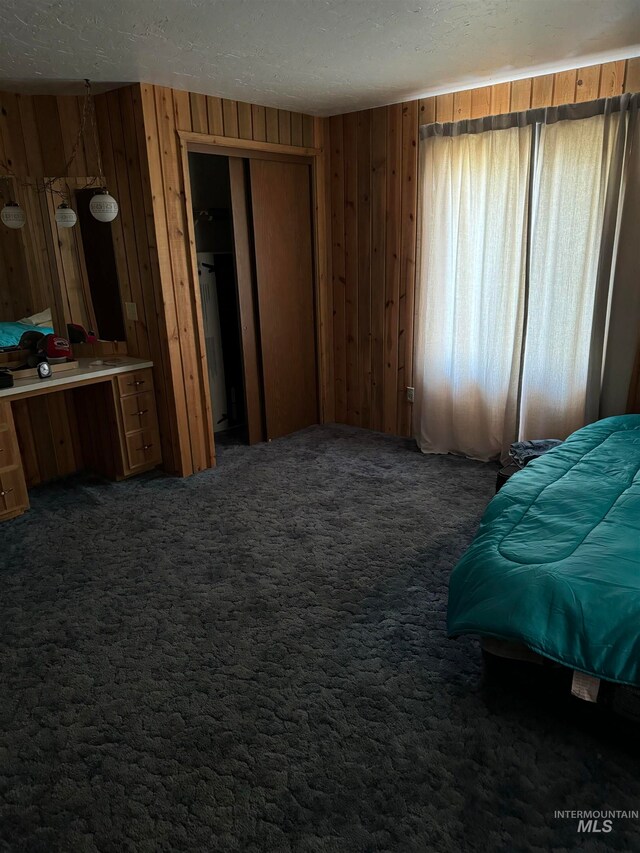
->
[55,201,77,228]
[0,179,26,229]
[0,79,118,232]
[89,189,118,222]
[0,200,26,229]
[85,79,119,223]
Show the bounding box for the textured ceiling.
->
[1,0,639,115]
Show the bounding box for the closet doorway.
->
[187,148,319,449]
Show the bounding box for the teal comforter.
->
[448,415,640,686]
[0,321,53,348]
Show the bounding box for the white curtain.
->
[413,126,532,460]
[519,114,621,439]
[414,104,633,461]
[601,105,640,416]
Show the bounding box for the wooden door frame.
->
[177,128,333,450]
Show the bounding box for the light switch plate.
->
[406,386,415,403]
[125,301,138,321]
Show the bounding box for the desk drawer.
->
[125,428,161,471]
[0,467,28,518]
[113,368,162,477]
[120,391,157,435]
[117,369,153,397]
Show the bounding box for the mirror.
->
[0,176,125,354]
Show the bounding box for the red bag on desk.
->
[67,323,97,344]
[37,334,72,362]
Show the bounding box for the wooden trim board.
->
[179,130,320,158]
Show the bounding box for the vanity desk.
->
[0,357,162,521]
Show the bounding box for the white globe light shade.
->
[89,190,118,222]
[55,203,77,229]
[1,202,26,229]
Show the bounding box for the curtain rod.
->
[420,92,638,139]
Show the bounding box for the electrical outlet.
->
[125,301,138,321]
[406,386,415,403]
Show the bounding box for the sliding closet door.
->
[228,158,264,445]
[249,159,318,439]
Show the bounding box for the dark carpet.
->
[1,425,639,852]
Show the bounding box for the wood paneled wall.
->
[12,392,83,487]
[0,178,61,325]
[0,176,104,335]
[329,57,640,437]
[0,91,101,178]
[183,93,315,146]
[0,88,104,335]
[91,85,183,473]
[330,103,418,436]
[419,58,638,124]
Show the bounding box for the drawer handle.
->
[138,443,154,451]
[135,409,149,416]
[1,488,13,496]
[128,379,146,387]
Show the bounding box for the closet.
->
[188,150,318,448]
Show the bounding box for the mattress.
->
[448,415,640,686]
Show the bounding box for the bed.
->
[448,415,640,687]
[0,309,54,350]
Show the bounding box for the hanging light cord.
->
[0,79,102,202]
[87,78,106,188]
[42,80,92,195]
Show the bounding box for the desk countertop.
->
[0,357,154,400]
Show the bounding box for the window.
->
[413,98,636,461]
